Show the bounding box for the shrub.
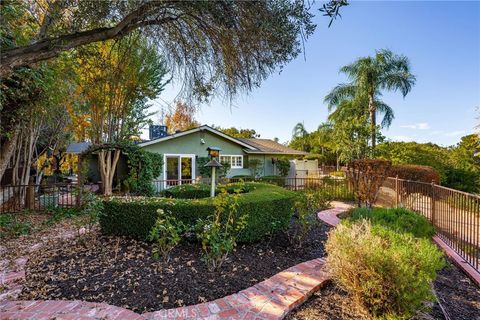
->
[330,171,345,178]
[100,183,295,243]
[248,158,263,177]
[326,220,445,319]
[347,159,391,208]
[196,188,247,270]
[258,175,285,187]
[389,164,440,184]
[275,158,291,176]
[148,209,184,261]
[160,183,253,199]
[289,188,331,247]
[346,207,435,239]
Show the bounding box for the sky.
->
[148,1,480,147]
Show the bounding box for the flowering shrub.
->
[148,209,184,261]
[196,187,248,271]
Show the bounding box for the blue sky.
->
[149,1,480,147]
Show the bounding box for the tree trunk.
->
[368,93,376,154]
[0,127,20,183]
[98,149,121,196]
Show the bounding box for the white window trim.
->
[163,154,196,188]
[220,154,244,169]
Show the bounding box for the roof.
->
[66,142,91,154]
[138,125,256,150]
[138,125,306,156]
[238,138,307,155]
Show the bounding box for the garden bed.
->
[19,223,331,313]
[286,259,480,320]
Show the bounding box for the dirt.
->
[20,223,331,313]
[286,260,480,320]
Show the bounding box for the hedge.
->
[100,183,296,243]
[389,164,440,184]
[160,183,253,199]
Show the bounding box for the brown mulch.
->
[286,259,480,320]
[20,223,331,313]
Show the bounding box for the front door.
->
[165,155,195,187]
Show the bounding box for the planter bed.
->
[19,223,331,313]
[286,260,480,320]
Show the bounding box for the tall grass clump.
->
[326,220,444,319]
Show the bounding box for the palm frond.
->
[323,83,357,110]
[375,100,394,128]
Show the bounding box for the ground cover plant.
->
[326,208,445,319]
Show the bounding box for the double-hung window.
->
[220,155,243,169]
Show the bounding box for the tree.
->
[73,34,168,195]
[292,122,309,151]
[324,49,416,151]
[164,102,200,133]
[215,127,260,139]
[1,0,317,102]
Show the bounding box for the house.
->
[138,125,307,184]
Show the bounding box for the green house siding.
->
[141,130,247,180]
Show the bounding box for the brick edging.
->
[1,255,328,320]
[317,206,480,288]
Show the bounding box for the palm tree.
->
[324,49,416,150]
[292,122,308,151]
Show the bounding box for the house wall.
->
[141,130,248,179]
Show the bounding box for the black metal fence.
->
[0,183,79,214]
[377,177,480,273]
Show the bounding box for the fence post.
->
[25,176,35,209]
[431,180,436,224]
[395,175,399,208]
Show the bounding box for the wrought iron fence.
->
[377,177,480,273]
[0,183,80,214]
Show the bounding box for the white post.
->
[210,166,216,197]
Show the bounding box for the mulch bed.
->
[20,222,331,313]
[286,259,480,320]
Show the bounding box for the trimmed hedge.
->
[101,183,296,243]
[160,183,253,199]
[389,164,440,184]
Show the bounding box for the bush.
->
[389,164,440,184]
[275,158,291,176]
[330,171,345,178]
[196,188,247,270]
[160,183,253,199]
[258,175,285,187]
[326,220,444,319]
[148,209,184,261]
[346,207,435,239]
[101,183,295,243]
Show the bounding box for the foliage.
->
[100,183,295,243]
[377,139,480,193]
[289,188,331,247]
[258,176,286,187]
[214,126,260,139]
[0,214,33,238]
[324,49,416,151]
[326,220,444,319]
[346,207,435,239]
[1,0,318,103]
[275,158,291,176]
[122,143,163,196]
[330,171,345,178]
[147,209,184,261]
[164,101,199,133]
[248,158,263,178]
[347,159,391,207]
[161,182,253,199]
[388,164,440,184]
[196,187,247,271]
[72,191,103,236]
[197,157,231,179]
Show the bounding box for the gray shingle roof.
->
[238,138,307,155]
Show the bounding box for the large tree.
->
[324,49,416,151]
[1,0,317,102]
[73,34,168,195]
[164,102,200,134]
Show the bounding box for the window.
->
[220,155,243,169]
